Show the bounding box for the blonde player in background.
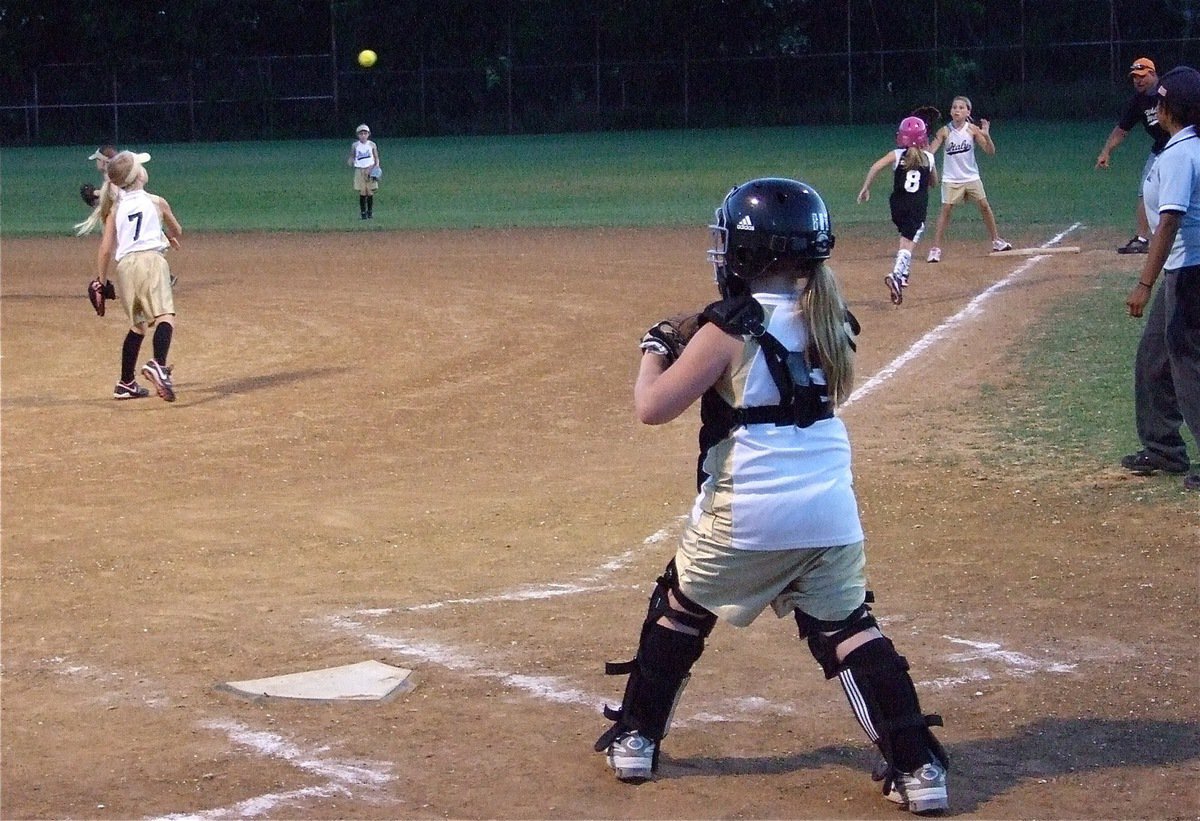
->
[347,124,381,219]
[86,151,182,401]
[81,145,151,207]
[925,95,1011,262]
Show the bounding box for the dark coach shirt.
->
[1118,88,1171,155]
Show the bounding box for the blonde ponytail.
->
[74,181,118,235]
[797,263,855,406]
[74,151,147,236]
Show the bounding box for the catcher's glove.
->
[80,183,100,208]
[639,312,701,366]
[88,278,116,316]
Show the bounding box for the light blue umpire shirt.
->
[1143,124,1200,268]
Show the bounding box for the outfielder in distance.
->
[596,178,949,815]
[347,123,381,220]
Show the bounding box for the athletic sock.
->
[152,322,173,365]
[121,330,144,383]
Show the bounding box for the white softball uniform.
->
[940,122,981,183]
[688,291,865,551]
[114,189,167,260]
[352,140,377,168]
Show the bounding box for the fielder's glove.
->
[88,278,116,316]
[80,183,99,208]
[911,105,941,131]
[639,313,701,366]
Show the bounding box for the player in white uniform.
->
[347,124,381,219]
[596,178,949,815]
[925,96,1011,262]
[93,151,182,401]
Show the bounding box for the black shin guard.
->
[598,624,702,745]
[836,637,947,774]
[595,561,714,767]
[121,330,145,383]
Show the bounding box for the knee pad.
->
[796,598,877,679]
[837,636,948,774]
[595,561,715,759]
[647,559,718,638]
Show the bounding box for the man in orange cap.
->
[1096,58,1168,254]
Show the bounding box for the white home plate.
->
[218,660,415,702]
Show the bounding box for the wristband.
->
[1137,281,1154,289]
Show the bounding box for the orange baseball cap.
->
[1130,58,1156,77]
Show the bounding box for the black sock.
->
[153,322,172,365]
[359,195,367,214]
[366,195,373,215]
[121,330,144,383]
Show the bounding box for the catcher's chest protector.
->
[692,294,834,490]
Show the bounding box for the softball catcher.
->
[596,178,948,815]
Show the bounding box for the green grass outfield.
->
[1,122,1140,235]
[1,124,1192,483]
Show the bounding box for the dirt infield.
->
[2,228,1197,819]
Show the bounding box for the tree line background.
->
[1,0,1198,146]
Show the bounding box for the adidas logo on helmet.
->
[736,215,754,231]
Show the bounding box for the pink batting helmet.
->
[896,116,928,148]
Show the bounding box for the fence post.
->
[594,15,601,117]
[112,70,119,144]
[846,0,853,123]
[506,18,514,134]
[683,38,689,128]
[188,65,196,142]
[31,70,38,143]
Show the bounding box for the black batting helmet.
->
[708,177,835,297]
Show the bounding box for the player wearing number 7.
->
[857,116,938,305]
[92,151,182,401]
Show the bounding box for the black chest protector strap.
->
[698,294,833,430]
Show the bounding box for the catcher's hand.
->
[88,278,116,316]
[639,313,701,366]
[80,183,99,208]
[911,105,941,131]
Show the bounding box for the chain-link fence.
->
[2,23,1197,145]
